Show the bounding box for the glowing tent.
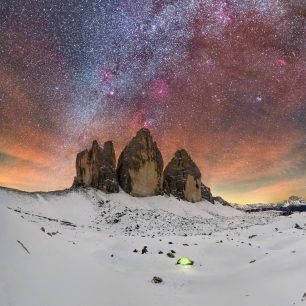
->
[177,256,194,266]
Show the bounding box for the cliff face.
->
[163,149,202,203]
[73,140,119,193]
[116,128,163,197]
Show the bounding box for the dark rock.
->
[60,221,77,227]
[158,251,164,254]
[41,227,45,232]
[167,252,175,258]
[281,210,293,216]
[201,183,214,203]
[212,196,231,206]
[152,276,163,284]
[133,249,138,253]
[295,223,302,229]
[17,240,30,254]
[141,246,148,254]
[163,149,202,202]
[249,260,256,263]
[72,140,119,193]
[117,128,163,196]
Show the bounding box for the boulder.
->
[72,140,119,193]
[163,149,202,202]
[117,128,163,196]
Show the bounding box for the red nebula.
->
[277,58,287,66]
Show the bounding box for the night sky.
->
[0,0,305,204]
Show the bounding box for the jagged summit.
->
[174,149,193,159]
[136,127,151,137]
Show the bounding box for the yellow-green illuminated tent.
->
[177,256,194,266]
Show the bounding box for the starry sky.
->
[0,0,305,204]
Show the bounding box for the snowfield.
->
[1,187,306,306]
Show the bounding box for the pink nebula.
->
[143,119,155,128]
[216,9,233,26]
[277,58,287,66]
[100,67,114,83]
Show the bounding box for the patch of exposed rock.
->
[213,196,231,206]
[163,149,202,203]
[117,128,163,196]
[201,184,214,203]
[73,140,119,193]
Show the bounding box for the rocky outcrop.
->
[71,128,215,204]
[117,128,163,196]
[201,183,214,203]
[213,196,231,206]
[73,140,119,193]
[163,149,202,203]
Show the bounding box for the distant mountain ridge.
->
[232,196,306,213]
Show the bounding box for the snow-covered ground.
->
[1,187,306,306]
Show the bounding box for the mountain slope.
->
[1,187,306,306]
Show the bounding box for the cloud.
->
[0,152,20,166]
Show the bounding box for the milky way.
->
[0,0,305,203]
